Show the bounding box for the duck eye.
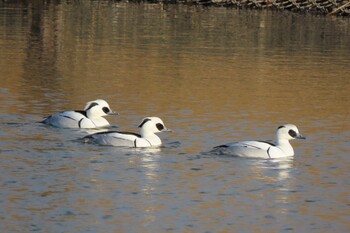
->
[102,107,110,114]
[288,129,297,138]
[156,123,164,131]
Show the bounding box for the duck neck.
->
[87,111,99,119]
[275,139,294,156]
[140,130,161,146]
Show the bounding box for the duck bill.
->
[296,134,306,139]
[108,111,119,115]
[162,128,172,132]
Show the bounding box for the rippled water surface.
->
[1,1,350,232]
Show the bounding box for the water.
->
[1,1,350,232]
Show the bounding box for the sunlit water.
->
[0,1,349,232]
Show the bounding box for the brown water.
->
[1,1,350,233]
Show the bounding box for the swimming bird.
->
[210,124,305,159]
[41,99,118,129]
[82,117,171,148]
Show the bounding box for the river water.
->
[0,1,349,232]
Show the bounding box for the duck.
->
[82,117,171,148]
[210,124,305,159]
[41,99,118,129]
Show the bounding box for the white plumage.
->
[41,99,117,128]
[210,124,305,159]
[82,117,170,148]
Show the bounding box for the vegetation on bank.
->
[130,0,350,16]
[1,0,349,16]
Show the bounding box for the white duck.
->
[82,117,171,148]
[41,99,118,128]
[210,124,305,159]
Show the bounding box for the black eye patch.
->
[102,107,110,114]
[156,123,164,131]
[86,102,98,111]
[138,118,151,128]
[288,129,297,138]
